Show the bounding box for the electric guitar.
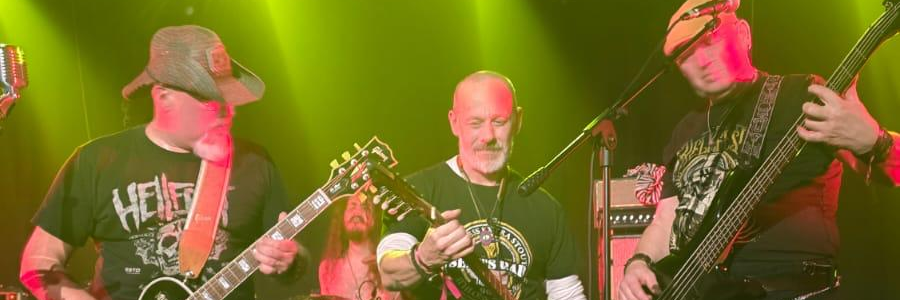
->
[368,163,517,300]
[652,2,900,299]
[138,136,398,300]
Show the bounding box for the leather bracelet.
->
[410,243,442,282]
[416,244,440,275]
[625,253,652,271]
[409,243,431,278]
[860,128,894,184]
[873,128,895,163]
[859,127,893,162]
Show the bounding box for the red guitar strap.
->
[179,157,231,278]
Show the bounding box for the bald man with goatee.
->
[377,71,586,300]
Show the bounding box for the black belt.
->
[746,261,840,299]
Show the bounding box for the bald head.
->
[452,71,516,111]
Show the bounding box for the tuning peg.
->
[381,195,398,210]
[358,193,368,202]
[330,159,340,169]
[342,151,352,161]
[397,208,413,221]
[373,189,390,205]
[388,201,409,216]
[354,143,362,151]
[368,185,378,193]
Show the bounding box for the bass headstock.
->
[322,136,398,201]
[886,0,900,35]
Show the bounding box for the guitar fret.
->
[237,256,252,273]
[213,276,227,297]
[288,213,305,227]
[210,285,223,299]
[223,263,240,279]
[217,276,232,290]
[200,285,219,300]
[278,221,296,237]
[223,266,240,285]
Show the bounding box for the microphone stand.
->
[517,19,717,300]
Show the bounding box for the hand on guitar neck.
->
[379,209,476,289]
[799,81,882,155]
[416,209,476,271]
[253,212,304,276]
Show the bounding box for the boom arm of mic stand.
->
[516,18,717,197]
[517,65,665,197]
[517,107,618,196]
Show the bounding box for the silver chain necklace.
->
[456,157,506,249]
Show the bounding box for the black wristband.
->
[874,129,895,163]
[625,253,652,271]
[859,127,893,162]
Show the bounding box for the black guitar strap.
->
[739,75,783,169]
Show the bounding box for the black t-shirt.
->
[660,74,842,274]
[33,125,289,300]
[384,160,579,300]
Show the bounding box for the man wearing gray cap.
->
[19,25,306,300]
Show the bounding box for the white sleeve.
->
[376,232,419,267]
[545,275,587,300]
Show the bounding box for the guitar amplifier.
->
[594,178,657,300]
[0,285,30,300]
[0,292,28,300]
[594,179,656,235]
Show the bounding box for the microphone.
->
[680,0,737,21]
[1,45,28,93]
[0,44,27,120]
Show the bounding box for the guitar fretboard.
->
[188,189,333,300]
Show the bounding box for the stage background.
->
[1,0,898,298]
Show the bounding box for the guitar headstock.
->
[367,162,444,225]
[322,136,398,201]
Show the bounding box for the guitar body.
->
[139,276,192,300]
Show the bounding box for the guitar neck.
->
[460,255,517,300]
[368,164,515,300]
[389,192,514,298]
[421,214,516,300]
[188,189,333,300]
[826,4,900,93]
[660,6,900,300]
